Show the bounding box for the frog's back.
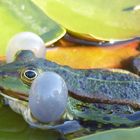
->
[42,60,140,106]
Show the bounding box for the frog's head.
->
[0,50,69,124]
[0,50,47,101]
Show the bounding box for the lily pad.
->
[0,105,65,140]
[74,127,140,140]
[0,0,65,56]
[33,0,140,41]
[47,39,140,69]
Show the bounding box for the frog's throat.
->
[0,86,28,101]
[69,92,140,109]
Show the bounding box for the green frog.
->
[0,50,140,134]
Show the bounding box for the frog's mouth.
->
[0,86,28,101]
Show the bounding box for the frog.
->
[0,50,140,134]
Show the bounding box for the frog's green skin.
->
[0,50,140,130]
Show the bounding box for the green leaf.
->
[0,105,65,140]
[33,0,140,41]
[0,0,66,56]
[73,127,140,140]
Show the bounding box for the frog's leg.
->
[1,97,9,106]
[8,99,27,114]
[23,107,82,134]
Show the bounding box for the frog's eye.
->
[21,69,38,85]
[24,70,38,80]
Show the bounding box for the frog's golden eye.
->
[24,70,38,80]
[21,69,38,85]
